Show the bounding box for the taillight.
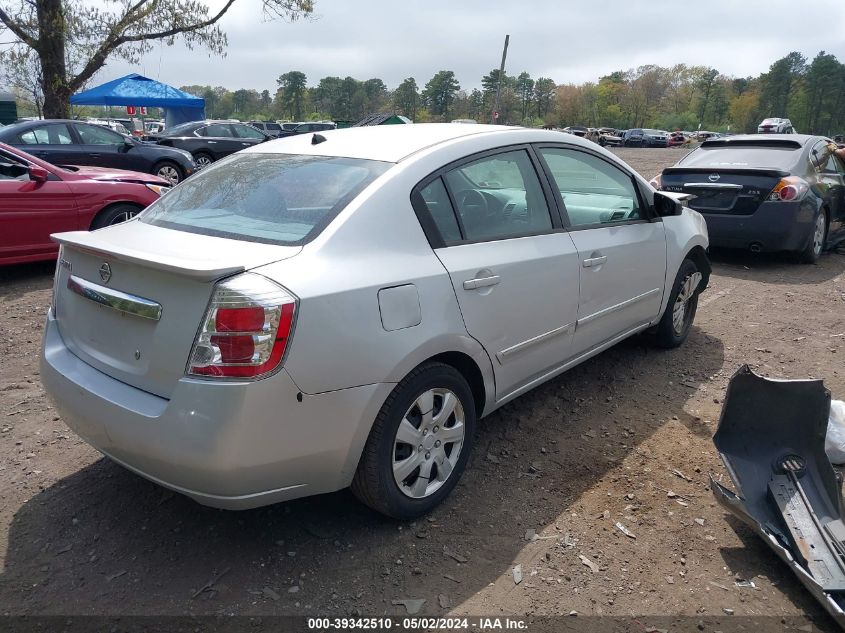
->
[649,174,662,189]
[187,273,296,379]
[769,176,809,202]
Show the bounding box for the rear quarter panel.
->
[66,181,159,229]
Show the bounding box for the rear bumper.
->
[40,313,391,509]
[699,200,816,252]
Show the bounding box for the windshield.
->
[140,153,392,245]
[678,144,802,170]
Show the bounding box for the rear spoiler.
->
[662,166,790,178]
[52,231,248,280]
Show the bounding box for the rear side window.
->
[18,124,74,145]
[418,178,461,243]
[140,153,391,245]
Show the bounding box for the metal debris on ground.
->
[263,587,280,601]
[191,567,231,599]
[614,522,636,539]
[392,598,426,615]
[579,554,599,573]
[512,564,523,585]
[442,546,468,563]
[438,594,449,608]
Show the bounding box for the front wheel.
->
[193,152,214,169]
[153,160,183,184]
[798,209,828,264]
[351,362,476,519]
[654,258,703,348]
[90,203,142,229]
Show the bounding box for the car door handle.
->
[463,275,500,290]
[88,153,100,158]
[207,140,217,144]
[241,142,249,146]
[582,255,608,268]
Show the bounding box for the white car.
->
[758,118,796,134]
[41,124,710,518]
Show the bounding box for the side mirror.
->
[28,165,50,183]
[653,191,684,217]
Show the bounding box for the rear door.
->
[811,140,845,235]
[536,145,667,356]
[231,123,267,149]
[13,122,82,166]
[414,147,581,399]
[0,150,77,262]
[197,123,241,159]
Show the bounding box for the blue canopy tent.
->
[70,73,205,127]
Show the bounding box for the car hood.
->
[63,165,168,185]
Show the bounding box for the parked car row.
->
[248,120,336,138]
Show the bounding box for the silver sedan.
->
[41,124,710,519]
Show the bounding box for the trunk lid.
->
[52,221,301,398]
[660,167,787,215]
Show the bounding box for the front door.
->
[415,148,581,400]
[0,151,77,262]
[536,146,667,356]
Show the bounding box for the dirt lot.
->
[1,148,844,629]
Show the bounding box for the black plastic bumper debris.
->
[711,365,845,627]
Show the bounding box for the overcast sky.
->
[101,0,845,93]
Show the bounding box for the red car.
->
[0,142,169,265]
[667,132,687,148]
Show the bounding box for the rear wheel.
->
[798,209,828,264]
[351,362,475,519]
[194,152,214,169]
[90,203,142,229]
[654,258,702,349]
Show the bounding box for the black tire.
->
[152,160,183,184]
[193,152,214,169]
[90,203,142,230]
[351,362,476,519]
[654,258,702,349]
[798,208,828,264]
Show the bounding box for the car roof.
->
[242,123,538,162]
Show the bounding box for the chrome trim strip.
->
[67,275,162,321]
[577,287,661,328]
[495,322,652,407]
[496,322,573,363]
[682,182,743,190]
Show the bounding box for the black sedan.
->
[0,119,196,184]
[654,134,845,263]
[148,121,268,168]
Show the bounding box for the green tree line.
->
[11,49,845,135]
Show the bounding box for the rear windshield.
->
[140,153,392,245]
[678,144,802,170]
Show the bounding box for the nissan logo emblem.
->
[708,173,721,182]
[99,262,112,283]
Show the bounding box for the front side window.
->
[18,123,74,145]
[76,124,124,145]
[539,147,641,227]
[442,149,552,241]
[141,153,391,245]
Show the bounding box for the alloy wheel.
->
[392,388,465,499]
[195,155,213,168]
[108,209,138,225]
[157,165,181,184]
[672,271,702,335]
[813,213,826,257]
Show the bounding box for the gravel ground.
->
[1,147,844,629]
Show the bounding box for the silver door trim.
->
[582,255,607,268]
[495,322,651,407]
[67,275,162,321]
[496,322,574,363]
[576,287,661,328]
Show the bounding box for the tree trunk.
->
[36,0,70,118]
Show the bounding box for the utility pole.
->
[492,34,510,125]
